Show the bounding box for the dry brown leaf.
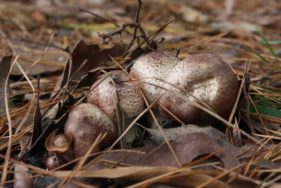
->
[84,131,239,171]
[143,133,239,169]
[52,40,125,96]
[148,125,238,155]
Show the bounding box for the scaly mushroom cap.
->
[64,103,116,158]
[130,51,179,103]
[87,70,144,122]
[159,53,239,124]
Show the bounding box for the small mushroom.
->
[130,51,179,103]
[159,53,239,124]
[87,70,145,123]
[64,103,116,158]
[44,154,61,170]
[45,132,74,162]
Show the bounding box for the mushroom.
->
[64,103,116,158]
[87,70,145,123]
[45,132,74,162]
[130,51,179,104]
[87,70,145,145]
[44,154,62,170]
[159,53,239,124]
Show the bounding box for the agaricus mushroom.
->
[45,132,74,163]
[130,51,179,104]
[87,70,145,123]
[64,103,116,158]
[159,53,239,124]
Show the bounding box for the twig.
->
[97,0,152,51]
[99,23,150,47]
[79,8,134,39]
[79,8,119,27]
[124,18,175,56]
[176,49,181,57]
[126,0,144,50]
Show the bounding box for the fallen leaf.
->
[52,40,125,96]
[148,124,238,151]
[142,133,239,169]
[85,131,239,170]
[65,40,124,80]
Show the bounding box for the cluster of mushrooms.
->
[45,51,240,169]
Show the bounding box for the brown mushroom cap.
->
[130,51,179,103]
[87,70,144,123]
[64,103,116,158]
[45,132,74,162]
[45,133,70,153]
[159,53,239,124]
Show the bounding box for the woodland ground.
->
[0,0,281,187]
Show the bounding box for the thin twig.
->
[126,0,144,51]
[79,8,119,27]
[98,0,152,51]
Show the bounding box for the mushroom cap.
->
[45,133,70,153]
[159,53,239,124]
[87,70,144,122]
[64,103,116,158]
[130,51,179,103]
[45,155,61,170]
[45,132,75,162]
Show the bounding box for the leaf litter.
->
[0,0,281,187]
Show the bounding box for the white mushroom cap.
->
[44,155,60,170]
[64,103,116,158]
[130,51,179,104]
[87,70,144,123]
[159,53,239,124]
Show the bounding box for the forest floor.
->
[0,0,281,187]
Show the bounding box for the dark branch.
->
[97,0,152,50]
[79,8,119,27]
